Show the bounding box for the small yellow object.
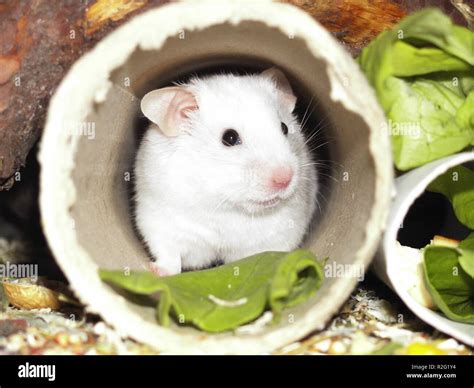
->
[432,235,460,248]
[2,280,61,310]
[55,332,70,347]
[403,342,447,355]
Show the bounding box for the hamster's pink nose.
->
[270,166,293,190]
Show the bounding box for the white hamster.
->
[134,68,318,276]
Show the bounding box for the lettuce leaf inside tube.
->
[99,249,324,333]
[423,234,474,324]
[423,165,474,324]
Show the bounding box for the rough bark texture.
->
[0,0,470,190]
[0,0,168,190]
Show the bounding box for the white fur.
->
[134,72,318,275]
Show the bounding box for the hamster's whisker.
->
[300,94,316,129]
[298,162,336,174]
[315,197,323,214]
[309,158,345,169]
[299,161,331,167]
[306,139,332,153]
[317,172,338,182]
[316,188,330,205]
[299,167,338,182]
[212,188,242,213]
[213,197,229,212]
[302,109,331,139]
[302,123,326,145]
[305,123,331,144]
[301,94,329,129]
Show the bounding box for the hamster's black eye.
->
[222,129,241,147]
[281,122,289,136]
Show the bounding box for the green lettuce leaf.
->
[99,249,324,332]
[358,8,474,170]
[459,234,474,278]
[423,238,474,324]
[428,165,474,229]
[391,41,471,77]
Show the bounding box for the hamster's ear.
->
[261,67,297,112]
[141,86,198,137]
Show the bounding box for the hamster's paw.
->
[148,261,181,277]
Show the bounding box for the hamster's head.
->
[141,68,313,214]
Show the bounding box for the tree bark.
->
[0,0,168,189]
